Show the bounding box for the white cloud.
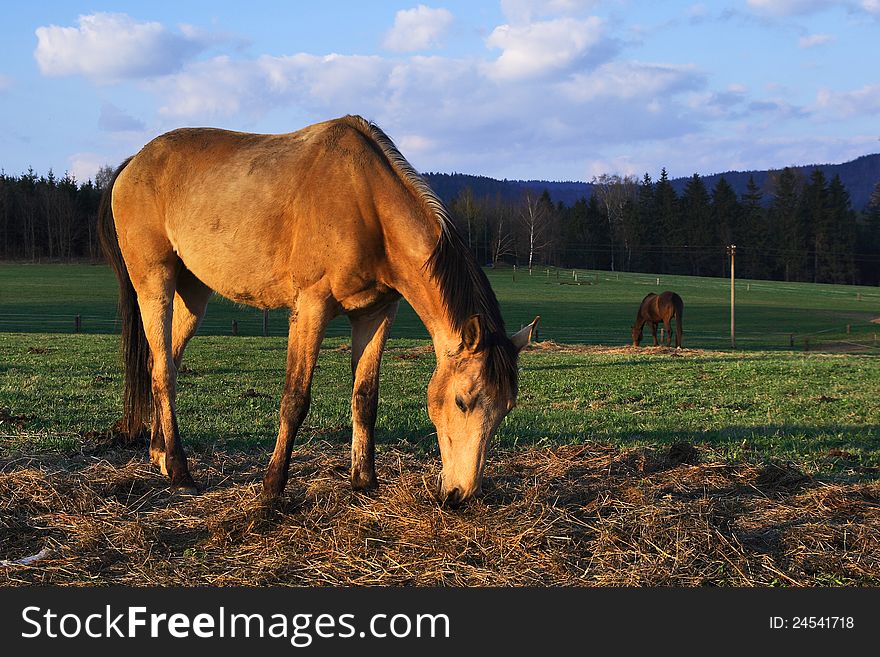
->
[500,0,599,24]
[39,9,850,183]
[687,3,710,20]
[798,33,834,48]
[816,84,880,118]
[557,61,704,103]
[748,0,880,17]
[155,53,393,121]
[67,152,107,184]
[147,40,711,181]
[383,5,454,52]
[745,0,839,16]
[486,16,609,80]
[34,12,204,82]
[585,155,643,179]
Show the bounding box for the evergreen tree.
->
[585,194,611,270]
[680,173,715,276]
[769,168,805,281]
[654,168,681,273]
[560,197,588,267]
[857,181,880,284]
[824,175,856,283]
[801,168,829,282]
[740,176,772,280]
[711,177,740,276]
[634,172,658,272]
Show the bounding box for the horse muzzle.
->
[434,473,481,509]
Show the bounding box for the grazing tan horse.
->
[631,291,683,348]
[98,115,538,506]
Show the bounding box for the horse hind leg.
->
[149,268,212,474]
[349,301,398,491]
[127,259,198,493]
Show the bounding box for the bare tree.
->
[488,195,516,267]
[95,165,116,192]
[591,173,638,271]
[517,190,554,272]
[870,180,880,209]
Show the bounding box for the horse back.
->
[110,118,429,310]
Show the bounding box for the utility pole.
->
[727,244,736,349]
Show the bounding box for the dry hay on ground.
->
[529,341,707,357]
[1,440,878,586]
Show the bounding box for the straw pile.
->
[2,439,878,586]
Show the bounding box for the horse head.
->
[428,315,539,507]
[631,323,643,347]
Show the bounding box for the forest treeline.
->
[1,164,879,285]
[442,168,880,286]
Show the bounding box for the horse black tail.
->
[675,296,684,348]
[98,157,151,443]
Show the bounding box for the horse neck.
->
[387,231,463,356]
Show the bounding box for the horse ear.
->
[462,314,482,352]
[511,316,540,352]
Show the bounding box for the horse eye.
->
[455,395,467,413]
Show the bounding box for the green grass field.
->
[2,334,878,477]
[2,262,879,350]
[2,264,879,588]
[1,262,878,477]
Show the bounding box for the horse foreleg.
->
[150,269,212,474]
[651,322,659,346]
[663,318,672,346]
[349,302,398,491]
[262,299,333,500]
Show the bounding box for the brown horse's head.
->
[631,323,643,347]
[428,315,538,507]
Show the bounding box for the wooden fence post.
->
[232,320,238,336]
[74,315,81,333]
[262,310,269,337]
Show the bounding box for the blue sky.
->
[1,1,878,184]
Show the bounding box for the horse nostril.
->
[441,486,466,509]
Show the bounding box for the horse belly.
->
[170,224,295,309]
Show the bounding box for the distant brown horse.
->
[631,291,683,348]
[98,115,538,506]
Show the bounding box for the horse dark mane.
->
[424,222,518,400]
[349,115,518,400]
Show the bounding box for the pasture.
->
[1,263,879,585]
[2,262,879,350]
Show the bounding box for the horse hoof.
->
[171,484,199,497]
[351,475,379,492]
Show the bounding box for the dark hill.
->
[423,153,880,210]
